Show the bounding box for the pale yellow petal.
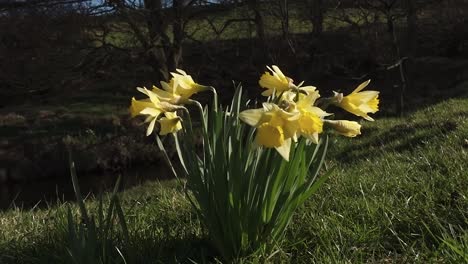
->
[140,107,162,117]
[152,86,177,102]
[130,97,153,117]
[304,132,319,144]
[239,108,264,127]
[136,86,150,96]
[146,118,157,136]
[160,81,174,93]
[309,106,332,118]
[271,65,286,79]
[352,79,371,94]
[261,89,274,96]
[300,86,318,95]
[349,91,379,104]
[159,112,182,135]
[175,69,187,75]
[275,138,291,161]
[144,88,161,105]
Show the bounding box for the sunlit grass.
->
[0,98,466,263]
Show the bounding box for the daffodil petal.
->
[275,138,291,161]
[239,108,264,127]
[352,79,371,93]
[140,107,162,117]
[272,65,286,79]
[300,87,319,97]
[309,106,332,118]
[261,89,274,96]
[302,133,318,144]
[175,68,187,75]
[143,88,161,105]
[159,112,182,135]
[146,117,157,136]
[351,91,379,103]
[130,97,153,117]
[160,81,174,93]
[152,86,176,102]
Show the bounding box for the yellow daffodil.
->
[130,87,183,136]
[299,85,319,95]
[259,65,294,96]
[240,103,300,160]
[281,90,330,143]
[294,93,330,143]
[333,80,379,121]
[152,69,208,104]
[158,111,182,135]
[325,120,361,137]
[130,97,154,118]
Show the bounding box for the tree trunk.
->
[170,0,184,71]
[404,0,417,113]
[405,0,417,58]
[248,0,266,44]
[279,0,289,40]
[387,14,407,117]
[144,0,170,80]
[311,0,323,37]
[278,0,295,54]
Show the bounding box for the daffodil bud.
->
[325,120,361,137]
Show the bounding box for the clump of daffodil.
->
[130,69,209,136]
[325,120,361,137]
[239,103,300,160]
[130,87,183,136]
[128,65,382,260]
[332,80,380,121]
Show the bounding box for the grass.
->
[0,97,466,263]
[99,4,381,45]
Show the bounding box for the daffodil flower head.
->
[158,111,182,135]
[130,97,154,118]
[130,87,183,136]
[150,69,208,105]
[170,69,209,98]
[325,120,362,137]
[259,65,295,96]
[286,92,331,143]
[151,84,183,105]
[239,103,300,160]
[333,80,379,121]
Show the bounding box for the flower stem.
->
[209,86,218,112]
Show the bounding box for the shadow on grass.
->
[0,228,218,264]
[128,235,218,264]
[331,119,461,164]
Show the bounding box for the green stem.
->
[209,86,219,112]
[188,99,207,133]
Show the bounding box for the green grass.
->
[99,5,376,46]
[1,98,467,263]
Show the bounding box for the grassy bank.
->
[0,98,467,263]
